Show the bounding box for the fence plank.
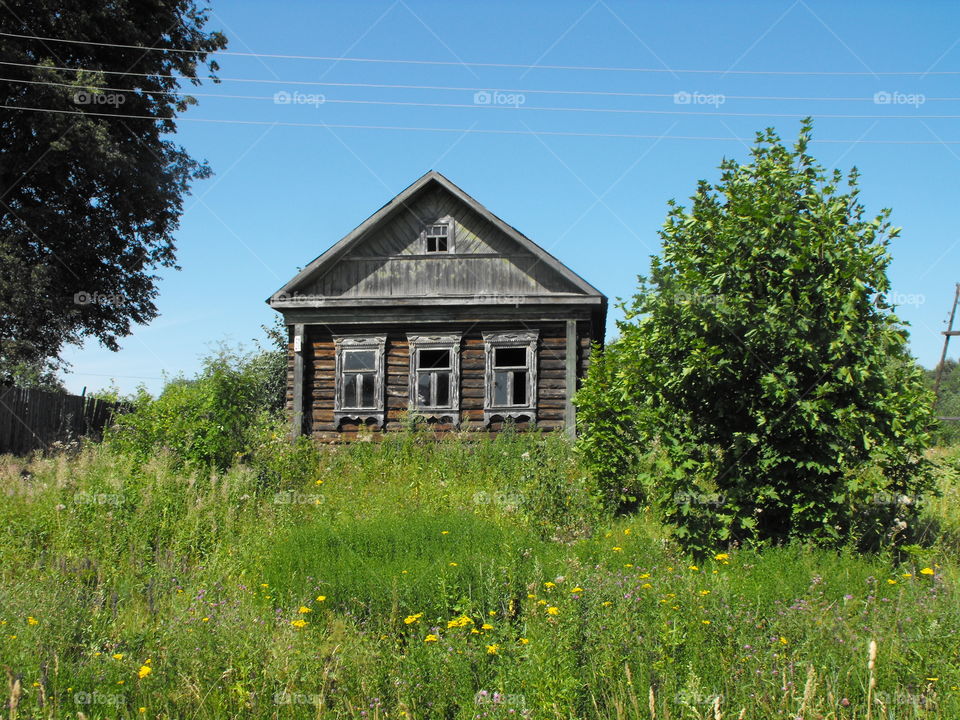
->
[0,385,127,455]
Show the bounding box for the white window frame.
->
[407,333,461,426]
[422,216,454,254]
[482,330,538,426]
[333,335,386,428]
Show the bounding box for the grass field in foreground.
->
[1,434,958,719]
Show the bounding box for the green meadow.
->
[1,432,959,719]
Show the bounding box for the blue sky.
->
[60,0,960,396]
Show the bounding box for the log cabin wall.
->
[291,321,590,442]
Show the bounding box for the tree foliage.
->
[577,120,935,553]
[0,1,226,379]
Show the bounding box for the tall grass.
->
[1,437,958,719]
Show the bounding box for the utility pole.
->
[933,283,960,413]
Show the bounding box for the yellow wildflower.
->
[481,623,493,630]
[138,665,152,679]
[486,643,499,655]
[424,634,438,643]
[26,617,38,626]
[602,601,612,607]
[546,606,559,615]
[571,587,584,593]
[639,573,651,579]
[779,636,788,645]
[519,637,529,644]
[642,583,653,589]
[612,546,623,552]
[714,553,729,561]
[404,613,423,625]
[920,567,935,576]
[699,590,710,596]
[316,595,326,602]
[887,579,898,585]
[298,606,312,614]
[113,653,124,660]
[449,562,458,567]
[527,594,537,599]
[291,619,308,628]
[544,581,555,588]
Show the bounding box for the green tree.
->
[577,120,935,552]
[0,1,226,380]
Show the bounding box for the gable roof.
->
[267,171,605,308]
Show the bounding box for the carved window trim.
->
[422,216,455,254]
[482,330,538,426]
[407,333,461,426]
[333,334,386,428]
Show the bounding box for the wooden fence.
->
[0,385,127,455]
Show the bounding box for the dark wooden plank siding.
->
[296,320,595,441]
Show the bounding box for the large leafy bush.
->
[577,120,935,553]
[106,346,281,471]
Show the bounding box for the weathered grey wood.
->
[565,319,577,439]
[291,323,304,438]
[270,172,607,440]
[267,171,605,307]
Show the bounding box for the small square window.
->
[425,222,451,253]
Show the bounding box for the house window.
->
[482,330,538,425]
[407,333,461,424]
[424,220,452,253]
[334,335,386,427]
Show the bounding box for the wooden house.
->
[267,171,607,440]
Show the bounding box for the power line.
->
[4,103,960,144]
[5,60,957,106]
[2,30,958,76]
[8,70,959,102]
[6,77,960,120]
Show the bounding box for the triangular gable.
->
[268,171,605,305]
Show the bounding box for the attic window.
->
[425,222,451,253]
